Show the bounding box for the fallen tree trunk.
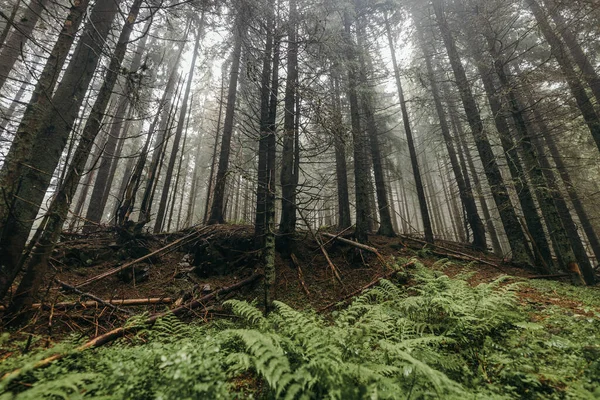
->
[0,273,263,383]
[320,232,389,266]
[75,228,207,288]
[398,234,507,273]
[0,297,174,311]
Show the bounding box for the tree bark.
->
[208,8,246,224]
[0,0,49,91]
[154,19,203,233]
[417,24,486,249]
[4,0,145,316]
[331,73,351,230]
[431,1,532,265]
[342,12,370,243]
[279,0,299,235]
[0,0,118,299]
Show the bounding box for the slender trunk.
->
[450,105,504,255]
[343,12,370,243]
[431,2,532,265]
[0,0,118,299]
[0,0,49,91]
[83,25,149,231]
[0,79,27,135]
[170,97,193,231]
[357,21,395,237]
[279,0,299,235]
[255,14,275,242]
[417,26,486,249]
[0,0,22,53]
[208,9,246,224]
[331,75,351,230]
[389,19,432,242]
[155,20,203,233]
[203,72,226,224]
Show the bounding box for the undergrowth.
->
[0,259,599,399]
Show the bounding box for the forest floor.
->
[1,224,545,341]
[1,224,599,398]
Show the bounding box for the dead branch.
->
[525,273,570,280]
[0,273,263,383]
[56,279,133,315]
[320,232,389,267]
[290,253,310,296]
[318,261,414,312]
[0,297,174,311]
[74,228,208,289]
[398,234,507,273]
[296,208,343,284]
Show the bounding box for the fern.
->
[1,263,598,399]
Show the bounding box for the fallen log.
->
[75,228,208,288]
[318,261,414,312]
[56,279,132,315]
[525,273,570,280]
[320,232,389,267]
[0,297,174,311]
[398,234,507,273]
[0,273,263,384]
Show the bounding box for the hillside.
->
[0,226,599,399]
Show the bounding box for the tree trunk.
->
[0,0,118,300]
[208,8,246,224]
[0,0,22,53]
[417,25,486,249]
[4,0,145,316]
[154,19,203,233]
[0,0,49,91]
[279,0,299,235]
[255,14,275,242]
[483,28,581,276]
[388,19,433,242]
[461,30,553,268]
[431,1,532,265]
[544,0,600,107]
[343,12,370,243]
[331,74,351,230]
[356,20,395,237]
[82,24,150,231]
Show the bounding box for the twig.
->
[55,279,132,315]
[74,228,207,288]
[318,261,414,312]
[296,208,343,284]
[290,253,310,296]
[320,232,389,267]
[0,297,175,311]
[0,273,263,383]
[398,234,507,273]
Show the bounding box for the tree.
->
[208,3,248,225]
[0,0,120,299]
[430,0,532,265]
